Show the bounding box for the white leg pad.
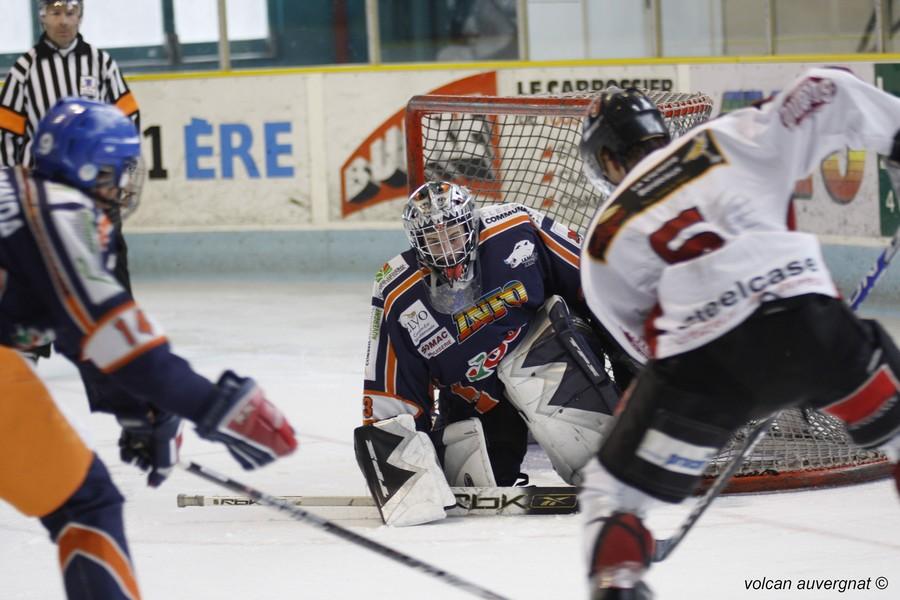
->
[360,415,457,527]
[442,418,497,487]
[498,299,615,485]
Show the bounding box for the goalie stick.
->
[179,461,511,600]
[177,485,579,516]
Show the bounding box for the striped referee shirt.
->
[0,33,140,167]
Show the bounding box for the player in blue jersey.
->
[354,181,629,526]
[0,98,297,600]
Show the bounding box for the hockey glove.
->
[118,409,183,487]
[196,371,298,470]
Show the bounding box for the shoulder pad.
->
[372,251,418,300]
[43,181,96,210]
[479,203,544,229]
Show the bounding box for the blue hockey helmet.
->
[33,97,143,216]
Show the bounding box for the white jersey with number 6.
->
[581,67,900,360]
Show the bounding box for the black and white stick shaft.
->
[179,461,510,600]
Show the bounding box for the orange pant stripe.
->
[58,523,142,600]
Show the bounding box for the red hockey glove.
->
[196,371,297,469]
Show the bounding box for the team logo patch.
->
[418,327,454,359]
[79,75,99,101]
[779,76,836,129]
[504,240,536,269]
[465,327,522,382]
[399,299,439,345]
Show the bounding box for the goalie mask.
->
[580,87,670,196]
[403,182,481,313]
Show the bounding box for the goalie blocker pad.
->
[353,414,456,526]
[498,295,619,485]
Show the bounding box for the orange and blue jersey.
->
[0,166,214,422]
[363,203,584,431]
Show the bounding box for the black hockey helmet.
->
[580,88,670,193]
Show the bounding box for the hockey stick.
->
[179,461,511,600]
[176,485,579,517]
[653,225,900,562]
[651,415,776,562]
[848,225,900,310]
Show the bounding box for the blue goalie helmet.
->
[33,98,144,216]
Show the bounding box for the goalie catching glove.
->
[354,414,456,526]
[196,371,298,469]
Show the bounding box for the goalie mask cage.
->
[405,90,892,493]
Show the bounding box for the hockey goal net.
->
[404,90,892,493]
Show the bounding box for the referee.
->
[0,0,139,292]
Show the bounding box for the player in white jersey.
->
[576,69,900,599]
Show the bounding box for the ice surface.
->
[1,278,898,599]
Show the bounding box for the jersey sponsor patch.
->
[779,76,836,129]
[417,326,454,359]
[82,303,166,372]
[587,130,727,262]
[481,203,534,227]
[398,299,439,345]
[373,256,409,299]
[364,306,384,381]
[636,428,718,476]
[551,220,581,245]
[653,232,837,357]
[503,239,536,268]
[452,281,528,343]
[465,326,522,382]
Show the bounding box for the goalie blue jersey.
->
[0,166,214,420]
[363,203,585,430]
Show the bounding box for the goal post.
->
[403,88,891,493]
